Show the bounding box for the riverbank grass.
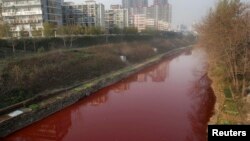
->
[223,99,239,115]
[216,87,241,124]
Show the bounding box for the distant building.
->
[62,2,78,25]
[146,18,155,29]
[153,0,168,5]
[123,0,171,31]
[157,20,170,31]
[122,0,148,9]
[86,0,105,28]
[1,0,63,37]
[146,1,171,31]
[177,24,188,32]
[133,13,170,32]
[0,0,172,36]
[133,14,146,32]
[62,0,105,28]
[0,0,3,24]
[105,5,128,32]
[130,6,147,15]
[122,0,148,27]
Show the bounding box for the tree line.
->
[0,22,139,38]
[0,22,140,52]
[197,0,250,96]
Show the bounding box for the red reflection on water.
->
[3,49,215,141]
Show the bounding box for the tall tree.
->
[57,25,81,48]
[19,27,28,52]
[43,22,55,37]
[31,28,42,52]
[0,23,11,38]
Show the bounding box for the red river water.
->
[3,49,216,141]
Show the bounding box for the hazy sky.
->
[64,0,249,27]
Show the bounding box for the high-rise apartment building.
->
[0,0,172,36]
[122,0,148,8]
[105,5,128,32]
[0,0,3,24]
[153,0,168,5]
[1,0,63,36]
[149,2,171,23]
[123,0,171,31]
[85,0,105,28]
[122,0,148,27]
[133,14,146,32]
[145,1,172,31]
[62,2,77,25]
[63,0,105,28]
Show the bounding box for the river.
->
[3,49,216,141]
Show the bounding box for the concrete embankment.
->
[0,46,191,137]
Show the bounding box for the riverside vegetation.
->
[0,35,195,109]
[197,0,250,124]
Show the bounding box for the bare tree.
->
[31,28,42,52]
[57,25,81,48]
[197,0,250,96]
[19,26,28,52]
[8,5,18,53]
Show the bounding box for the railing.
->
[2,11,42,16]
[3,2,41,7]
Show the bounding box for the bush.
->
[29,104,40,110]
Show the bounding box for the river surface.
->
[4,49,216,141]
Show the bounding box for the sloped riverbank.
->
[0,46,191,137]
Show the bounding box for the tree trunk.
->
[23,40,26,52]
[12,41,15,53]
[12,45,15,53]
[241,47,248,96]
[234,61,239,92]
[225,48,236,89]
[33,40,36,52]
[70,36,73,48]
[63,37,67,48]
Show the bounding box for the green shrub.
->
[223,100,239,115]
[224,87,232,99]
[29,104,39,110]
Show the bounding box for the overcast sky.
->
[64,0,249,28]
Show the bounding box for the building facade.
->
[0,0,172,36]
[122,0,171,31]
[105,5,128,32]
[122,0,148,27]
[122,0,148,9]
[1,0,63,37]
[133,14,146,32]
[86,0,105,28]
[153,0,168,5]
[131,3,172,31]
[0,0,2,24]
[62,0,105,28]
[146,2,172,31]
[62,2,77,25]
